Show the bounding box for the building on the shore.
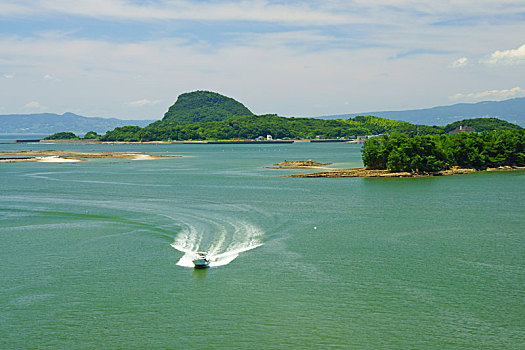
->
[266,134,273,141]
[357,134,384,141]
[449,122,475,134]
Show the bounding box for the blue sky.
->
[1,0,524,119]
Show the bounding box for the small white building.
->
[267,135,273,141]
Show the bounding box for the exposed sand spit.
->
[267,159,332,169]
[0,150,177,163]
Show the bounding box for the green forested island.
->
[362,130,525,172]
[162,90,254,123]
[45,91,522,142]
[44,131,101,141]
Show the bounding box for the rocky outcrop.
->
[286,166,525,178]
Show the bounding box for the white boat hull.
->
[192,252,210,269]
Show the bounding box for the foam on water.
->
[1,191,267,269]
[171,218,264,268]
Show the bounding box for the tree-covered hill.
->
[99,114,522,143]
[100,114,448,141]
[443,118,522,133]
[40,91,522,142]
[162,91,253,123]
[44,132,79,140]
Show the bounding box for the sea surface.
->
[0,134,49,143]
[1,140,524,349]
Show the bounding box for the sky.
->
[1,0,524,120]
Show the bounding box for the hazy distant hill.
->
[0,112,155,134]
[162,91,253,123]
[317,97,525,126]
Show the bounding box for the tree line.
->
[43,115,522,147]
[44,131,101,140]
[362,130,525,172]
[98,115,448,142]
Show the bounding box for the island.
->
[282,129,525,177]
[27,91,525,176]
[42,91,523,143]
[286,166,525,178]
[266,160,332,169]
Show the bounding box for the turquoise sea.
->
[1,140,524,349]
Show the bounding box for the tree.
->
[100,126,143,141]
[44,132,79,140]
[361,130,525,173]
[83,131,101,139]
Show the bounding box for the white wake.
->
[171,219,263,268]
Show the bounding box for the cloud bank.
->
[0,1,524,118]
[484,44,525,65]
[451,87,525,101]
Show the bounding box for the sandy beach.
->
[266,160,332,169]
[0,150,176,163]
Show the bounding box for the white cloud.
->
[451,86,525,101]
[3,0,522,27]
[2,73,14,79]
[126,99,161,107]
[452,57,468,68]
[23,101,47,110]
[43,74,59,81]
[232,30,339,49]
[483,44,525,65]
[0,0,355,26]
[0,2,33,16]
[0,0,524,118]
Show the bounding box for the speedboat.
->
[192,252,210,269]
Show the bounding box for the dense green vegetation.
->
[443,118,522,133]
[101,126,142,142]
[44,131,102,140]
[96,91,522,142]
[99,114,448,141]
[44,91,525,176]
[44,132,79,140]
[45,92,524,143]
[162,91,253,123]
[83,131,101,139]
[362,130,525,172]
[98,114,522,142]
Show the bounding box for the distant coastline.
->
[13,139,348,144]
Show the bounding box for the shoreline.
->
[286,166,525,178]
[266,160,333,169]
[12,139,354,144]
[0,150,177,163]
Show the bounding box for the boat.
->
[192,252,210,269]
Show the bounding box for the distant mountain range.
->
[2,97,524,135]
[317,97,525,127]
[0,112,155,134]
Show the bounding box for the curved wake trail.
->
[171,218,264,268]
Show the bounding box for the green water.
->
[1,142,524,349]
